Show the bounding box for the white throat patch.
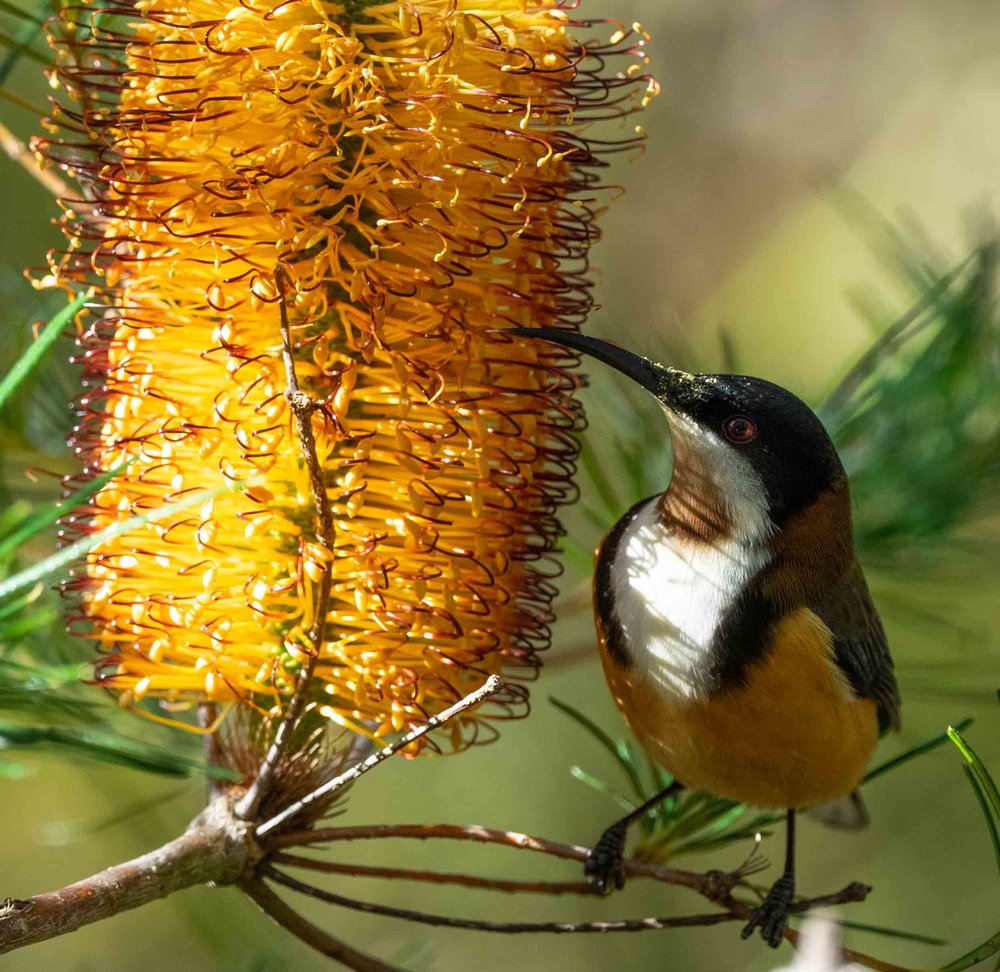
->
[610,420,774,701]
[664,410,773,541]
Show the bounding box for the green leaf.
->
[0,721,240,780]
[0,24,49,71]
[0,479,241,602]
[863,718,974,786]
[823,241,1000,570]
[568,765,634,812]
[821,252,976,420]
[0,292,86,413]
[804,918,946,947]
[949,726,1000,815]
[0,605,56,640]
[550,695,648,805]
[0,587,42,624]
[962,766,1000,879]
[0,0,44,24]
[936,926,1000,972]
[0,460,129,562]
[948,726,1000,878]
[0,657,99,722]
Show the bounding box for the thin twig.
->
[270,853,597,896]
[241,879,405,972]
[266,822,712,895]
[0,119,69,196]
[256,676,504,838]
[262,822,901,968]
[265,864,869,938]
[268,822,870,914]
[236,265,335,822]
[263,865,738,934]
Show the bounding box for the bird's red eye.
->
[723,415,757,443]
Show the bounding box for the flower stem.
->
[236,266,335,822]
[270,853,597,895]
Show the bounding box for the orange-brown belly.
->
[599,608,879,809]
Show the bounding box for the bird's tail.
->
[805,790,870,830]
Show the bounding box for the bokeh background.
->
[2,1,1000,969]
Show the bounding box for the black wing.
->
[812,564,901,734]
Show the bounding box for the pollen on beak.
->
[503,327,698,410]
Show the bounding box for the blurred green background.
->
[2,1,1000,969]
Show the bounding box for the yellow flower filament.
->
[39,0,655,746]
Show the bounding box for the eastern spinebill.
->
[507,327,900,947]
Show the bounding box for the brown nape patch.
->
[654,427,731,543]
[761,478,854,608]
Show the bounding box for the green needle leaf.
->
[805,918,946,947]
[0,721,240,779]
[0,292,86,412]
[0,0,44,23]
[863,718,974,786]
[0,479,243,602]
[568,765,634,812]
[0,461,129,562]
[948,726,1000,878]
[550,695,648,805]
[936,927,1000,972]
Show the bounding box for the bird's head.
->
[507,328,847,538]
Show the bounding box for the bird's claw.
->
[584,819,628,894]
[741,873,795,947]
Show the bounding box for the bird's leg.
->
[584,780,683,893]
[742,808,796,947]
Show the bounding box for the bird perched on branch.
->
[508,328,900,947]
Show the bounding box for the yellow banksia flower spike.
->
[37,0,656,749]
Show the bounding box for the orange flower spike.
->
[38,0,656,747]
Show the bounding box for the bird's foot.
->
[741,873,795,947]
[584,819,628,894]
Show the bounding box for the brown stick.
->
[264,823,901,968]
[237,265,335,822]
[271,853,597,896]
[263,865,740,934]
[0,798,252,955]
[263,864,869,936]
[0,803,905,972]
[241,879,404,972]
[268,822,712,894]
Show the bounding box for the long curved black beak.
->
[502,327,682,399]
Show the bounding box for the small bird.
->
[508,328,900,946]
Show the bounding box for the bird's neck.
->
[605,497,773,701]
[605,481,853,702]
[757,479,856,607]
[657,415,773,549]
